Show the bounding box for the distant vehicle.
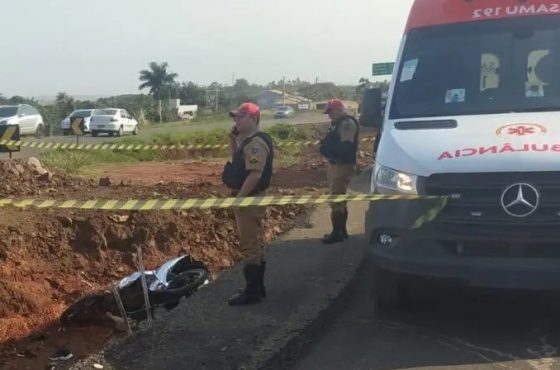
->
[273,106,295,119]
[177,105,198,120]
[0,104,45,138]
[90,108,139,137]
[61,109,95,136]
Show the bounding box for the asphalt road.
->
[283,266,560,370]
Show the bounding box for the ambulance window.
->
[512,26,558,100]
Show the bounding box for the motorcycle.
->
[60,255,210,327]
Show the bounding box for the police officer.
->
[319,99,359,244]
[222,102,274,305]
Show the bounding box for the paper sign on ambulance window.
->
[400,59,418,82]
[480,53,500,91]
[445,89,466,104]
[526,49,550,98]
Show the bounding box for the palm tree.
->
[139,62,179,123]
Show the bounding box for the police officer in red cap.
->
[319,99,359,244]
[222,102,274,305]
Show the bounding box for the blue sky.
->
[0,0,413,97]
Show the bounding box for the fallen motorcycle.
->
[60,255,210,327]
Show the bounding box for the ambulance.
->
[360,0,560,307]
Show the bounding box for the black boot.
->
[341,209,349,240]
[235,262,267,298]
[322,211,346,244]
[228,264,262,306]
[257,262,267,298]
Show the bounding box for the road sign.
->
[372,62,395,76]
[0,125,20,154]
[71,117,85,136]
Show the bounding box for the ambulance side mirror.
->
[359,88,383,128]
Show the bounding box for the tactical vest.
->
[222,132,274,195]
[321,115,359,165]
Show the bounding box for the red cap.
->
[323,99,345,114]
[229,102,260,119]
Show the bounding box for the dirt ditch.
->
[0,159,321,370]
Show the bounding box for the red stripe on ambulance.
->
[406,0,560,32]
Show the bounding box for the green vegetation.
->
[119,123,309,149]
[190,112,231,125]
[139,62,179,123]
[265,124,307,141]
[122,128,229,147]
[40,123,314,174]
[41,149,161,174]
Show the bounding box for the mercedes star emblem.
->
[500,183,540,218]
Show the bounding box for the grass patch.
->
[143,112,234,130]
[120,123,310,147]
[41,123,315,174]
[41,149,161,174]
[190,112,231,125]
[266,124,308,141]
[120,128,229,147]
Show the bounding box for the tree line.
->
[138,62,390,122]
[0,61,389,132]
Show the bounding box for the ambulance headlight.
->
[374,164,420,195]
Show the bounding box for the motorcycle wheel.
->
[165,268,209,297]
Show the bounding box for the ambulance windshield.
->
[391,15,560,119]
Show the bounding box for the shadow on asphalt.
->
[375,285,560,369]
[273,259,560,370]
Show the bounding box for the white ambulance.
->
[361,0,560,307]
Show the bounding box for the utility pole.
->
[215,88,219,112]
[206,86,221,112]
[282,76,286,106]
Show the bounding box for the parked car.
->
[61,109,95,135]
[90,108,139,137]
[273,106,295,119]
[0,104,45,138]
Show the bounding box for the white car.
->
[0,104,45,138]
[90,108,139,137]
[61,109,95,135]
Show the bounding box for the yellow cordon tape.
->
[411,197,448,229]
[0,137,375,152]
[0,194,447,229]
